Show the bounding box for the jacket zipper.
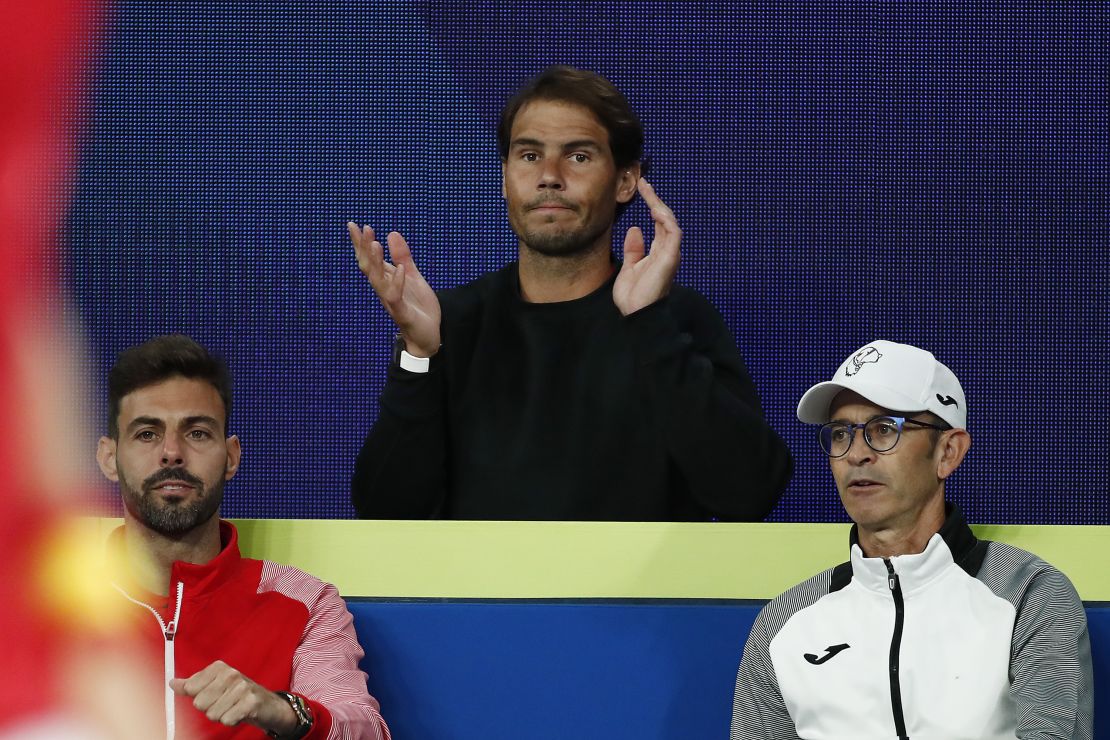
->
[113,580,184,740]
[884,559,908,740]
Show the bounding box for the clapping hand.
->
[348,223,441,357]
[612,179,681,316]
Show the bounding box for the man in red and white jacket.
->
[97,334,391,740]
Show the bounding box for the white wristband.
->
[399,349,431,373]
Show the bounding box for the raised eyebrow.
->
[508,138,604,153]
[181,415,221,430]
[126,416,165,433]
[509,137,545,151]
[828,414,899,424]
[561,140,603,153]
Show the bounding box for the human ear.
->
[615,162,642,203]
[96,436,119,482]
[936,429,970,480]
[225,435,242,480]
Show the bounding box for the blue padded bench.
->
[354,599,1109,739]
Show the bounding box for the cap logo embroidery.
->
[936,394,958,407]
[844,346,882,376]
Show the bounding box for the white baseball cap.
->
[796,340,967,429]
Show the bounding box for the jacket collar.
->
[110,520,243,603]
[849,532,955,596]
[166,520,242,598]
[843,503,988,595]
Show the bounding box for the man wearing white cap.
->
[730,340,1092,739]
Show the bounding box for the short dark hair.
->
[107,335,231,438]
[497,66,644,170]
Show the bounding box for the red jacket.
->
[111,521,390,740]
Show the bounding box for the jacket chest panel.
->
[133,590,306,678]
[770,572,1018,738]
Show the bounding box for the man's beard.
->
[119,465,225,537]
[513,198,612,257]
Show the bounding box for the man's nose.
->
[161,432,184,466]
[538,159,564,189]
[844,427,874,464]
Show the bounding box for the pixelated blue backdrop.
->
[64,1,1107,523]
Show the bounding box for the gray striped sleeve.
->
[977,542,1093,740]
[730,568,835,740]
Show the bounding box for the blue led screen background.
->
[64,2,1107,523]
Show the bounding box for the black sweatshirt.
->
[352,263,793,521]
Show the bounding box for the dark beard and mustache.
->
[120,465,225,537]
[514,196,613,257]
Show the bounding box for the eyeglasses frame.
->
[818,415,951,458]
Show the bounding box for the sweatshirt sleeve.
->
[351,354,449,519]
[622,290,793,520]
[1007,564,1093,740]
[290,581,392,740]
[731,608,800,739]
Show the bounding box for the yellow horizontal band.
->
[88,519,1109,601]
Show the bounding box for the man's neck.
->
[121,514,222,597]
[517,238,615,303]
[857,499,947,560]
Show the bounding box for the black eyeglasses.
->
[818,416,949,458]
